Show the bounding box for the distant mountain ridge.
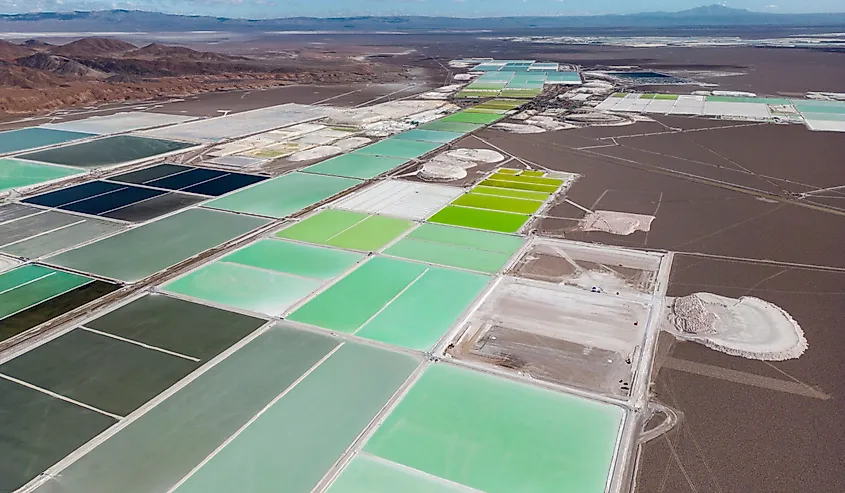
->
[1,5,845,32]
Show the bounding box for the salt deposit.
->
[492,122,546,134]
[287,146,342,162]
[512,110,536,121]
[712,90,757,97]
[665,293,807,360]
[467,277,649,355]
[419,160,467,181]
[0,256,20,274]
[325,100,453,126]
[448,277,650,398]
[435,84,464,93]
[362,120,415,137]
[565,112,633,126]
[806,91,845,101]
[453,73,476,80]
[509,238,661,300]
[334,137,371,151]
[419,92,450,100]
[289,128,353,146]
[581,210,655,235]
[418,148,503,181]
[443,148,504,163]
[524,115,576,131]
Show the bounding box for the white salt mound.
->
[443,149,504,163]
[666,293,807,361]
[581,210,655,236]
[492,122,546,134]
[419,160,467,181]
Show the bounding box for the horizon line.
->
[3,7,845,21]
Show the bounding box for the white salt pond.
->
[287,146,342,162]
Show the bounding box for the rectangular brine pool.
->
[46,208,269,283]
[329,363,626,493]
[18,136,196,169]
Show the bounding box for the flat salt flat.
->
[43,112,195,135]
[142,104,332,143]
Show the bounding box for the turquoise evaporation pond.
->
[353,139,442,160]
[288,256,490,351]
[0,127,94,155]
[393,129,464,144]
[302,153,408,180]
[326,454,469,493]
[362,363,625,493]
[793,101,845,114]
[163,238,363,316]
[802,112,845,122]
[205,172,361,218]
[0,158,83,192]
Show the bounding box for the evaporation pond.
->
[1,293,266,417]
[326,455,470,493]
[26,323,339,493]
[0,204,126,258]
[440,112,502,124]
[393,129,464,144]
[0,158,83,192]
[47,208,269,282]
[164,239,363,316]
[0,264,111,343]
[428,206,530,234]
[18,135,195,168]
[0,127,93,155]
[172,342,419,493]
[354,139,442,160]
[303,154,407,180]
[363,364,625,493]
[276,209,414,252]
[288,256,489,351]
[205,172,360,218]
[384,222,525,274]
[452,192,544,214]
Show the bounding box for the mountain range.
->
[1,6,845,32]
[0,36,391,114]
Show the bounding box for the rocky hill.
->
[127,43,240,62]
[48,37,136,57]
[0,40,33,60]
[0,37,267,83]
[17,53,108,78]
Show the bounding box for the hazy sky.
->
[0,0,843,18]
